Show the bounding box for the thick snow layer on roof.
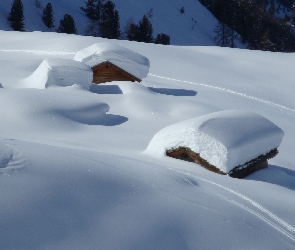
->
[146,110,284,173]
[74,42,150,80]
[0,143,12,167]
[23,58,93,90]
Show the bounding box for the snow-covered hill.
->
[0,0,221,45]
[0,30,295,249]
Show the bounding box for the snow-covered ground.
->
[0,31,295,249]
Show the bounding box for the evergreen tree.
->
[214,21,232,47]
[81,0,100,21]
[56,14,77,34]
[8,0,25,31]
[137,15,153,43]
[42,3,55,28]
[154,33,170,45]
[124,18,139,41]
[100,0,120,39]
[82,0,104,36]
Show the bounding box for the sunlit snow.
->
[146,110,284,173]
[0,31,294,249]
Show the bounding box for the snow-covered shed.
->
[23,58,93,90]
[146,110,284,178]
[74,42,150,84]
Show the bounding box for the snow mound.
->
[74,42,150,80]
[146,110,284,173]
[23,58,93,90]
[115,81,154,95]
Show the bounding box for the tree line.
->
[7,0,170,45]
[199,0,295,52]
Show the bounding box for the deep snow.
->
[146,110,284,173]
[74,42,150,80]
[23,58,93,90]
[0,31,295,249]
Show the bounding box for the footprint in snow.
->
[0,142,28,174]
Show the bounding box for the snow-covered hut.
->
[146,110,284,178]
[74,42,150,84]
[23,58,93,90]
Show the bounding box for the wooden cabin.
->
[91,61,141,84]
[166,147,278,179]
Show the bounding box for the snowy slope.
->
[0,31,295,249]
[0,0,220,45]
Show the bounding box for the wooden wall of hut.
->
[92,62,140,84]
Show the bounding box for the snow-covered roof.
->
[146,110,284,173]
[74,42,150,80]
[23,58,93,90]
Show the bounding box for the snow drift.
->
[146,110,284,173]
[74,42,150,80]
[22,58,93,90]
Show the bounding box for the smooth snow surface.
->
[74,42,150,80]
[146,110,284,173]
[0,31,295,249]
[22,58,93,90]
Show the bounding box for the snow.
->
[146,110,284,173]
[22,58,93,90]
[74,42,150,80]
[0,31,295,249]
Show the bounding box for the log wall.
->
[92,62,139,84]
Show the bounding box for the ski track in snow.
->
[169,167,295,243]
[115,154,295,243]
[149,73,295,117]
[146,73,295,241]
[0,49,76,55]
[36,146,295,243]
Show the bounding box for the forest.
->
[200,0,295,52]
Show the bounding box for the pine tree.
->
[42,3,55,28]
[214,21,232,47]
[81,0,100,21]
[56,14,77,34]
[124,18,139,41]
[82,0,104,36]
[100,0,120,39]
[137,15,153,43]
[8,0,25,31]
[154,33,170,45]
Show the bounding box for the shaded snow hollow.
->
[23,58,93,90]
[74,42,150,80]
[146,110,284,173]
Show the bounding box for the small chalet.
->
[74,42,150,84]
[146,110,284,179]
